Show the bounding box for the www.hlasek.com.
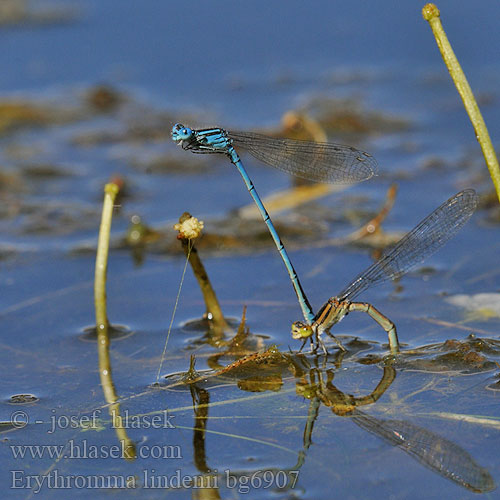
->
[10,440,183,460]
[11,469,300,494]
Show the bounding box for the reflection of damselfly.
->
[298,366,495,494]
[292,189,478,354]
[171,124,376,325]
[350,411,495,493]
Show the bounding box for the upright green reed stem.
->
[422,3,500,202]
[94,182,136,460]
[95,183,119,404]
[95,183,119,333]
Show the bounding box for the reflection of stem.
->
[177,212,230,335]
[291,396,320,470]
[110,404,136,460]
[190,385,222,498]
[95,182,136,460]
[303,397,320,450]
[423,3,500,202]
[191,386,210,473]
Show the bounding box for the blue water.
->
[0,1,500,498]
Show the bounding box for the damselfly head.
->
[291,321,313,339]
[171,123,194,143]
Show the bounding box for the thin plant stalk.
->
[422,3,500,202]
[176,212,230,334]
[95,183,119,334]
[94,182,136,460]
[345,183,398,243]
[155,212,230,383]
[95,183,119,402]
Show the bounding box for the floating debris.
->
[0,0,76,27]
[8,394,39,404]
[446,293,500,320]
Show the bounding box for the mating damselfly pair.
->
[172,124,478,354]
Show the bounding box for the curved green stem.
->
[94,182,136,460]
[94,183,119,332]
[423,3,500,202]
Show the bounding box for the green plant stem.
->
[180,238,230,333]
[94,181,119,406]
[95,182,119,403]
[175,212,230,334]
[94,182,136,460]
[95,183,119,334]
[422,3,500,202]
